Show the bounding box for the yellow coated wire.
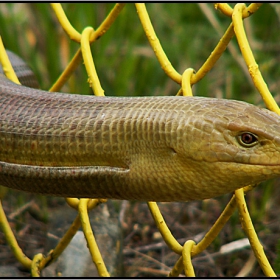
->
[87,198,108,210]
[65,197,107,211]
[192,185,254,257]
[49,49,82,92]
[89,3,126,42]
[182,240,196,277]
[49,3,125,93]
[181,68,195,97]
[0,37,21,84]
[191,22,235,84]
[148,202,183,254]
[216,3,262,19]
[191,194,236,256]
[215,3,233,17]
[31,254,43,277]
[242,3,263,17]
[0,200,32,269]
[1,3,279,277]
[50,3,82,42]
[169,185,255,277]
[168,256,184,277]
[135,3,182,84]
[232,3,280,115]
[235,188,276,277]
[81,27,104,96]
[39,199,106,271]
[79,199,109,277]
[39,213,81,270]
[65,197,80,210]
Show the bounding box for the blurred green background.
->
[1,3,280,276]
[1,3,280,103]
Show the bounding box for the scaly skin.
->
[0,76,280,201]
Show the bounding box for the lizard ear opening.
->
[236,132,258,147]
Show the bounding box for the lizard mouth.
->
[218,160,280,168]
[191,155,280,167]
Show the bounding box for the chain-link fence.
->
[0,3,279,277]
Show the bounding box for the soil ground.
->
[1,179,280,277]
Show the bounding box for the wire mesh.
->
[0,3,279,277]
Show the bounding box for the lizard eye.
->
[237,132,258,147]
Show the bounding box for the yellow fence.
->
[0,3,279,277]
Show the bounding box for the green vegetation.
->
[1,3,279,102]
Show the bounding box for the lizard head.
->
[175,97,280,200]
